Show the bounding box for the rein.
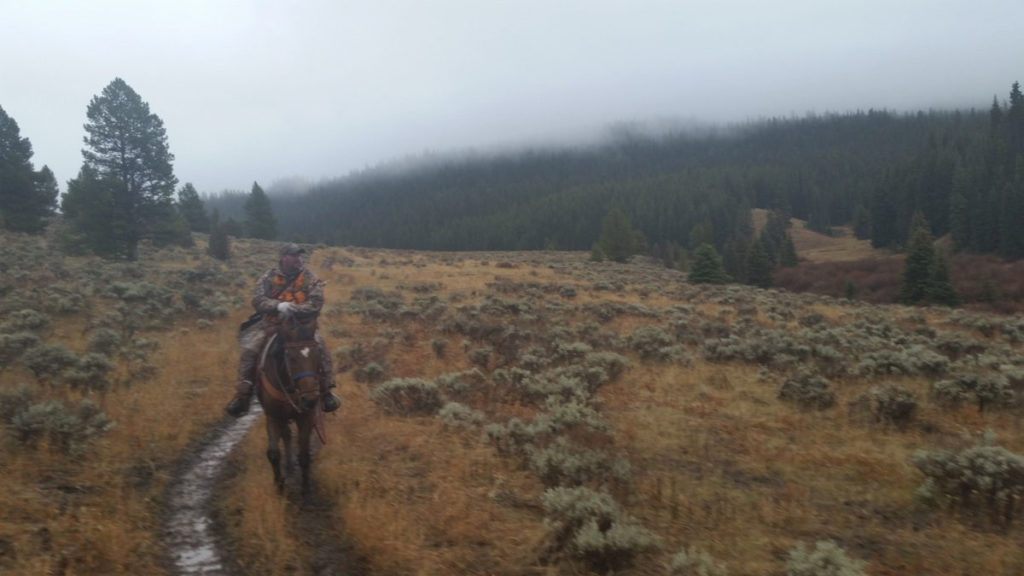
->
[259,327,319,414]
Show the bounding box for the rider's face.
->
[280,253,301,274]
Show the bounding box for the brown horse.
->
[253,315,325,496]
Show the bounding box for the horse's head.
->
[283,341,320,411]
[279,317,321,412]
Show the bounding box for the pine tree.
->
[244,182,277,240]
[997,158,1024,260]
[851,204,871,240]
[870,177,900,249]
[596,208,639,263]
[925,252,959,307]
[779,232,799,267]
[759,209,789,265]
[688,220,713,249]
[843,281,858,300]
[745,238,774,288]
[1008,81,1024,159]
[61,165,123,256]
[66,78,180,259]
[208,209,230,260]
[688,243,729,284]
[146,202,193,248]
[948,162,971,251]
[721,238,747,284]
[898,213,935,304]
[0,106,58,232]
[177,183,209,232]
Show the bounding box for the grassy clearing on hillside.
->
[752,209,1024,313]
[4,229,1024,575]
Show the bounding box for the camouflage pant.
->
[237,325,334,387]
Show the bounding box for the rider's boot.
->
[225,380,254,417]
[320,378,340,413]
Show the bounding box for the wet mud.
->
[163,405,363,576]
[164,406,262,575]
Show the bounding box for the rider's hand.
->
[277,301,297,315]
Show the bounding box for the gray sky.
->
[2,1,1022,195]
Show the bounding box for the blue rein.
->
[292,371,317,381]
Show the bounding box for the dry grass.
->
[226,245,1024,575]
[752,208,879,263]
[5,229,1024,575]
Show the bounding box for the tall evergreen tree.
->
[851,204,871,240]
[898,213,935,304]
[970,185,1000,253]
[177,182,209,232]
[759,209,788,265]
[745,238,774,288]
[688,243,729,284]
[208,209,230,260]
[779,232,799,267]
[1008,81,1024,159]
[61,165,122,256]
[596,207,640,263]
[925,252,959,307]
[986,96,1009,185]
[66,78,180,258]
[997,166,1024,260]
[721,238,747,284]
[244,181,277,240]
[0,106,58,232]
[948,161,971,251]
[870,176,901,249]
[146,202,193,248]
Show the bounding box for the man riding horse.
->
[225,242,341,417]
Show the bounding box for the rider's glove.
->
[276,301,297,315]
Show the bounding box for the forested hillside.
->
[207,81,1023,263]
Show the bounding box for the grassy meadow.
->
[3,226,1024,575]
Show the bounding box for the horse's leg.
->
[297,415,314,498]
[265,418,284,491]
[281,419,294,479]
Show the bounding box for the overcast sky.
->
[2,1,1022,195]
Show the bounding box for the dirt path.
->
[164,406,262,575]
[163,405,364,576]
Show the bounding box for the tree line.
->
[0,78,278,260]
[203,86,1020,273]
[3,77,1022,291]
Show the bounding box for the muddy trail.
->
[163,406,362,576]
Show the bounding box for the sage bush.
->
[785,540,865,576]
[370,378,443,416]
[541,486,660,572]
[911,445,1024,526]
[778,369,835,411]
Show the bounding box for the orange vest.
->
[272,270,309,304]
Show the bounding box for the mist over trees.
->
[213,81,1022,275]
[5,75,1023,286]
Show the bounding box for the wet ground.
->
[164,406,261,575]
[163,406,363,576]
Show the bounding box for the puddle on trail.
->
[165,405,261,575]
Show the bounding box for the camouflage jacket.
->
[251,265,325,320]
